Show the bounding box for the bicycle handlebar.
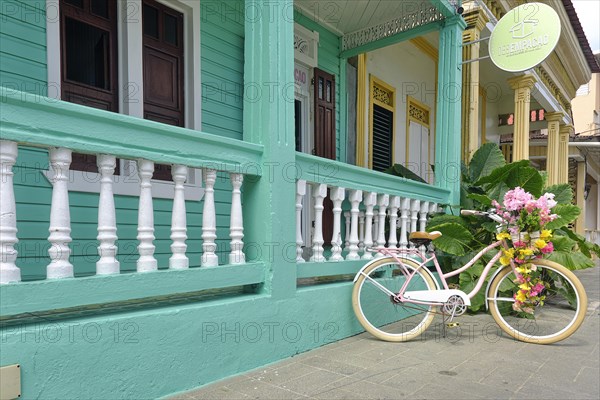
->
[461,209,504,223]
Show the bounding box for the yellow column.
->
[558,124,572,183]
[461,10,489,161]
[575,161,586,235]
[508,75,537,161]
[356,54,367,167]
[545,112,563,186]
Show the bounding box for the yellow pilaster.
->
[461,10,489,161]
[575,161,586,235]
[545,112,563,186]
[558,124,572,184]
[508,75,537,161]
[356,54,367,167]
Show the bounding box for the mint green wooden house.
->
[0,0,465,397]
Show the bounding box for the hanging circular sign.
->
[489,2,561,72]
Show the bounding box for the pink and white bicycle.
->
[352,209,588,344]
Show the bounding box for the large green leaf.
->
[544,184,573,204]
[426,214,468,231]
[474,159,530,186]
[383,164,427,183]
[547,251,595,270]
[466,193,493,207]
[469,143,506,182]
[431,223,475,256]
[506,166,543,197]
[545,204,580,230]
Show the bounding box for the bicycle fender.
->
[352,256,441,290]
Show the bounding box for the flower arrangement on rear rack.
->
[492,187,558,315]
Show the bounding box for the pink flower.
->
[525,200,538,213]
[541,242,554,254]
[503,187,533,211]
[513,241,526,248]
[530,282,545,296]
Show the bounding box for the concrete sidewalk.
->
[172,267,600,400]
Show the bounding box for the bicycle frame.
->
[373,239,510,304]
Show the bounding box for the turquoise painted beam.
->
[339,22,441,59]
[0,87,263,174]
[295,152,451,204]
[338,50,348,164]
[297,260,364,279]
[429,0,461,18]
[434,15,466,207]
[0,262,266,317]
[242,0,297,298]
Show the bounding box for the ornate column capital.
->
[545,111,565,123]
[462,9,489,40]
[559,124,574,136]
[508,75,537,91]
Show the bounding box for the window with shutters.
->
[369,76,395,172]
[406,97,432,182]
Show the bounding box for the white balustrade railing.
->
[294,179,440,263]
[0,140,252,285]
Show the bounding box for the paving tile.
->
[247,362,319,386]
[186,386,249,400]
[225,381,304,400]
[277,369,346,396]
[298,356,365,376]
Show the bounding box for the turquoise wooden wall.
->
[0,0,47,94]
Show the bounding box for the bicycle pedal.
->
[446,322,460,328]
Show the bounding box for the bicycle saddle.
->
[409,231,442,245]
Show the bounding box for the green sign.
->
[489,2,561,72]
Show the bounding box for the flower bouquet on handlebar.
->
[492,187,558,316]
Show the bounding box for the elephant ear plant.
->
[426,143,600,312]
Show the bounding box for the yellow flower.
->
[503,248,515,258]
[519,282,531,291]
[534,239,547,249]
[500,256,512,266]
[540,230,552,240]
[516,265,531,274]
[497,232,511,240]
[520,248,534,257]
[516,291,527,302]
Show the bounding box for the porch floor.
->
[168,267,600,400]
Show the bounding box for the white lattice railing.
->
[0,140,249,284]
[295,179,440,263]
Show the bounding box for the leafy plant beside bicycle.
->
[426,143,600,312]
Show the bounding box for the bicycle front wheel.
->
[352,257,437,342]
[488,259,588,344]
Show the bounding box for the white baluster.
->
[388,196,400,249]
[399,197,410,250]
[0,141,20,284]
[169,165,189,269]
[137,159,157,272]
[372,206,379,245]
[344,211,351,249]
[329,187,345,261]
[376,195,389,255]
[409,199,420,249]
[377,194,390,257]
[419,201,430,254]
[310,183,327,262]
[296,180,307,263]
[202,169,219,267]
[346,190,363,260]
[429,202,439,216]
[96,155,120,275]
[361,192,376,260]
[47,148,73,279]
[358,211,365,254]
[229,173,245,265]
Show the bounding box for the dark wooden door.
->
[313,68,336,245]
[60,0,118,173]
[142,0,184,126]
[142,0,184,180]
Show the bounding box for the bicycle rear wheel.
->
[352,257,437,342]
[488,260,588,344]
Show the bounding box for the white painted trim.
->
[45,0,203,199]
